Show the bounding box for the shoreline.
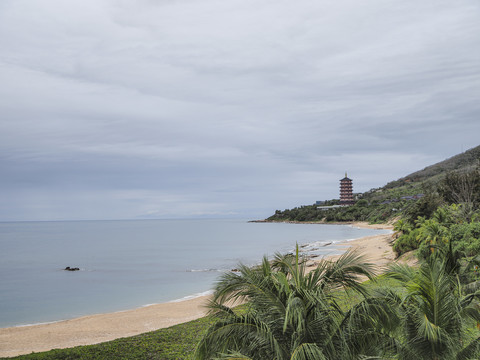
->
[0,221,395,357]
[250,219,394,229]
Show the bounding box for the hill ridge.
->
[382,144,480,191]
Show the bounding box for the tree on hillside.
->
[405,193,444,224]
[439,168,480,215]
[417,219,448,257]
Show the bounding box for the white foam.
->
[168,290,214,303]
[186,268,222,273]
[10,319,64,328]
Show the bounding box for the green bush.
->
[449,222,480,256]
[392,228,420,257]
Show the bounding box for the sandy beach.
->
[0,222,397,357]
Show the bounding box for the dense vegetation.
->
[267,196,416,223]
[392,167,480,258]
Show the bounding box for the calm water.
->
[0,219,389,327]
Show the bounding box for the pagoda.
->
[339,172,355,205]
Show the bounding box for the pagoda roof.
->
[340,171,352,181]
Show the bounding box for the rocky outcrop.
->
[64,267,80,271]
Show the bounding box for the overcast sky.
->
[1,0,479,221]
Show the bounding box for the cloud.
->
[0,0,479,220]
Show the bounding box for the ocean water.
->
[0,219,389,328]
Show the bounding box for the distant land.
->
[265,144,480,224]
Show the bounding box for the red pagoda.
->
[339,172,355,205]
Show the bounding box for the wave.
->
[186,268,223,273]
[168,290,214,303]
[11,319,64,328]
[297,239,344,252]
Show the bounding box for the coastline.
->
[0,221,395,357]
[250,219,394,230]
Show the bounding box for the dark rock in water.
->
[64,266,80,271]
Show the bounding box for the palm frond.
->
[290,343,327,360]
[312,249,376,296]
[456,336,480,360]
[213,351,253,360]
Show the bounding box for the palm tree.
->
[194,247,394,360]
[384,259,480,360]
[422,220,447,248]
[393,219,412,239]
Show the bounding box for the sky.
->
[1,0,479,221]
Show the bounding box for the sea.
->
[0,219,390,328]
